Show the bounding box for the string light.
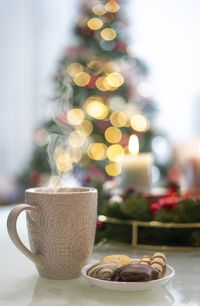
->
[66,63,83,77]
[84,98,109,119]
[105,1,120,13]
[95,76,112,91]
[92,3,107,16]
[100,28,117,41]
[105,162,121,176]
[87,18,103,30]
[107,144,124,162]
[104,62,120,73]
[67,108,85,126]
[69,131,86,148]
[73,72,90,87]
[107,72,124,88]
[110,111,127,127]
[130,114,150,132]
[105,126,122,143]
[56,152,72,173]
[76,120,93,136]
[109,96,126,110]
[53,146,65,160]
[87,143,107,160]
[87,57,104,74]
[68,147,82,162]
[128,134,139,154]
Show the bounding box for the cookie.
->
[100,254,132,266]
[87,262,120,280]
[139,255,151,266]
[150,252,166,278]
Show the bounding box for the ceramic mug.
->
[7,187,97,280]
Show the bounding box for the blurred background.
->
[1,0,200,204]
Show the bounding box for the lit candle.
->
[121,135,153,193]
[185,144,200,190]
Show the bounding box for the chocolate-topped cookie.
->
[150,252,166,278]
[111,264,159,282]
[87,262,120,280]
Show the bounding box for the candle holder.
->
[97,215,200,251]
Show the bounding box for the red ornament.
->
[87,75,98,88]
[96,220,104,230]
[119,134,129,147]
[167,165,182,184]
[150,203,160,214]
[115,40,127,52]
[80,26,93,36]
[96,120,111,133]
[29,171,42,187]
[159,196,179,210]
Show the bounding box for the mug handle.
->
[7,204,45,267]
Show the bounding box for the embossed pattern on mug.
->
[25,189,97,279]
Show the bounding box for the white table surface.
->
[1,205,200,306]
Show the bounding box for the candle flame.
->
[128,134,139,154]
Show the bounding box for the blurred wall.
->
[0,0,200,177]
[132,0,200,142]
[0,0,78,176]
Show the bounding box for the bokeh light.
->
[109,96,126,111]
[105,126,122,143]
[87,18,103,30]
[87,57,104,74]
[53,146,65,160]
[110,111,127,127]
[77,120,93,136]
[105,162,121,176]
[100,28,117,41]
[128,134,139,154]
[84,97,109,119]
[68,147,82,162]
[69,131,86,147]
[73,72,90,86]
[67,63,83,77]
[96,76,112,91]
[107,144,124,161]
[87,143,107,160]
[34,129,48,146]
[105,1,120,13]
[67,108,85,126]
[104,62,120,73]
[92,3,107,16]
[130,114,150,132]
[56,152,73,173]
[107,72,124,88]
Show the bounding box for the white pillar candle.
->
[121,152,153,193]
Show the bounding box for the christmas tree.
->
[19,0,169,189]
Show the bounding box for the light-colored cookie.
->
[100,254,132,266]
[152,252,166,261]
[139,255,151,265]
[150,252,166,278]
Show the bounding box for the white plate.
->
[81,259,175,292]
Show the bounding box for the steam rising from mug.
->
[46,74,88,189]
